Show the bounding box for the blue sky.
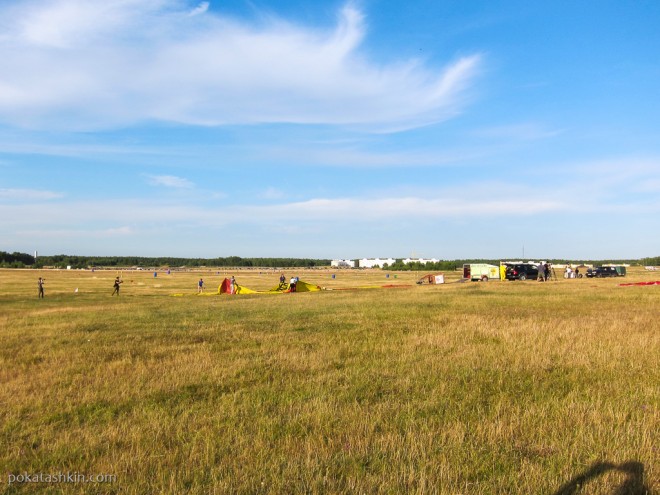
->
[1,0,659,260]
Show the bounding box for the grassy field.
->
[0,267,658,494]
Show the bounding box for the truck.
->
[463,263,500,282]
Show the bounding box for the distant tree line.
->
[2,251,659,270]
[0,252,330,269]
[641,256,660,266]
[0,251,36,268]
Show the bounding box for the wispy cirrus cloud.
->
[15,225,134,238]
[0,188,576,229]
[259,187,286,200]
[241,196,569,222]
[188,1,209,17]
[472,122,563,141]
[0,0,481,132]
[145,174,194,188]
[0,187,63,201]
[2,169,658,258]
[636,179,660,193]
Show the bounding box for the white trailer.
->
[463,263,499,282]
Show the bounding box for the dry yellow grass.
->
[0,267,658,494]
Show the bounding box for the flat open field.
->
[1,267,658,494]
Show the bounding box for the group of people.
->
[537,263,552,282]
[537,263,583,281]
[282,274,299,292]
[40,274,240,297]
[37,276,124,298]
[198,275,237,294]
[37,273,303,298]
[276,273,299,292]
[564,266,581,279]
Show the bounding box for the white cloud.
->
[0,188,63,200]
[473,122,563,141]
[2,175,658,257]
[102,226,133,236]
[146,174,194,188]
[188,2,209,17]
[636,179,660,193]
[0,191,570,231]
[0,1,481,132]
[551,156,660,199]
[15,225,134,238]
[253,144,489,168]
[242,196,568,222]
[259,187,286,200]
[0,200,222,232]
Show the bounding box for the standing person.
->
[537,263,545,282]
[198,278,204,293]
[230,276,236,295]
[112,276,123,296]
[289,276,297,292]
[544,263,550,281]
[38,277,45,298]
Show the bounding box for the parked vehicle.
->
[463,263,499,282]
[613,265,627,276]
[505,263,539,281]
[586,266,623,278]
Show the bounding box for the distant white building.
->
[358,258,396,268]
[402,258,439,265]
[331,259,355,268]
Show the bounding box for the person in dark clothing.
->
[38,277,45,298]
[112,276,123,296]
